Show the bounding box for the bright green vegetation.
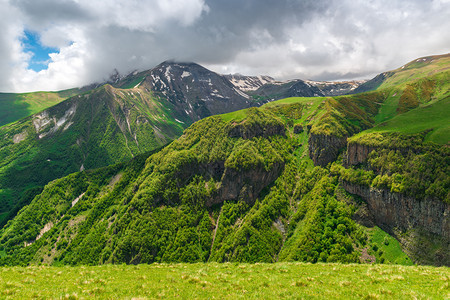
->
[335,54,450,203]
[0,89,82,127]
[368,227,413,265]
[355,54,450,142]
[0,263,448,299]
[377,54,450,90]
[0,95,413,266]
[0,54,448,269]
[0,84,188,227]
[359,95,450,144]
[351,54,450,128]
[335,131,449,203]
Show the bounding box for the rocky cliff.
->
[345,140,420,167]
[345,141,376,166]
[228,121,286,139]
[209,162,284,207]
[343,181,449,265]
[343,182,449,240]
[308,133,347,166]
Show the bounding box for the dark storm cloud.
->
[199,0,325,40]
[11,0,93,26]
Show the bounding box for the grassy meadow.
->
[0,263,448,299]
[0,90,81,127]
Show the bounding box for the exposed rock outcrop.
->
[342,181,450,242]
[167,158,284,207]
[345,141,376,166]
[228,122,285,139]
[345,141,419,167]
[308,133,347,166]
[209,162,284,206]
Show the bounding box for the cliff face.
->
[209,162,284,207]
[228,122,285,139]
[345,141,376,166]
[342,181,450,242]
[308,133,347,166]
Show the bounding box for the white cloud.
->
[0,0,449,92]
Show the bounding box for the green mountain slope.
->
[0,89,83,127]
[332,55,450,264]
[0,61,274,228]
[0,84,186,226]
[0,92,419,266]
[0,54,448,267]
[353,53,450,126]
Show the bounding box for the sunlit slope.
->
[0,89,82,127]
[0,84,187,226]
[352,54,450,127]
[353,95,450,144]
[378,53,450,89]
[0,94,415,266]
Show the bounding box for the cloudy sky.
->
[1,0,449,92]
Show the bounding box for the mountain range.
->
[0,62,363,226]
[0,53,448,267]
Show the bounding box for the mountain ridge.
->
[0,54,448,266]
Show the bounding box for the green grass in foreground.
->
[0,263,448,299]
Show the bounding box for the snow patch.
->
[165,66,172,82]
[175,118,184,123]
[233,87,250,99]
[181,71,191,78]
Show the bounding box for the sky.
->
[1,0,449,92]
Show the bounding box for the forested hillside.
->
[0,84,187,227]
[0,61,366,229]
[0,54,448,267]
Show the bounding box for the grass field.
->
[368,227,413,265]
[377,54,450,90]
[0,263,448,299]
[354,96,450,144]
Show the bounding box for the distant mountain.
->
[0,89,84,127]
[224,74,276,91]
[228,77,365,101]
[305,80,366,96]
[0,55,448,268]
[0,62,269,225]
[114,62,260,122]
